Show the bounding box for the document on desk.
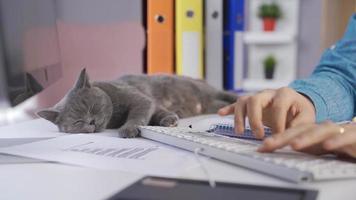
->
[0,134,200,176]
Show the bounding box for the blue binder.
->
[223,0,245,90]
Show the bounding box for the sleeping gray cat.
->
[37,69,238,138]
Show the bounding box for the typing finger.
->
[246,92,273,138]
[218,103,235,116]
[258,123,315,152]
[290,121,340,150]
[246,95,266,139]
[270,90,292,133]
[234,97,247,134]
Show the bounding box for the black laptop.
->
[108,176,318,200]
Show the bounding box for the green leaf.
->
[258,2,282,19]
[263,55,277,70]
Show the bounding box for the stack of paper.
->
[0,134,201,177]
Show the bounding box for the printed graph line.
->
[129,147,158,159]
[65,146,159,160]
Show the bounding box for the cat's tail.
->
[216,91,238,104]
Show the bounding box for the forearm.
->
[289,14,356,122]
[289,74,354,122]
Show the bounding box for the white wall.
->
[297,0,323,78]
[36,0,145,108]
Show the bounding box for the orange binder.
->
[147,0,174,74]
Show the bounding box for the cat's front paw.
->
[118,125,140,138]
[159,115,179,127]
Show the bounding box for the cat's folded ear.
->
[74,68,91,90]
[36,109,59,124]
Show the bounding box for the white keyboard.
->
[139,126,356,183]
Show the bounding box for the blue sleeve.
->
[289,14,356,123]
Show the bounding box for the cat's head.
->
[37,69,113,133]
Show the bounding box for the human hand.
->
[218,87,316,138]
[258,121,356,158]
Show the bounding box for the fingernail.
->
[251,129,258,135]
[256,131,264,139]
[257,146,264,152]
[258,144,272,152]
[257,145,267,152]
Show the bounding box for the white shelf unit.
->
[242,79,292,91]
[242,0,300,91]
[243,32,296,45]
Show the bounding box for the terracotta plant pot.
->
[263,17,276,31]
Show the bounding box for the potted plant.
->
[263,55,276,79]
[258,2,282,31]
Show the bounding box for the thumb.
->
[218,104,235,116]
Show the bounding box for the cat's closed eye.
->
[73,120,85,126]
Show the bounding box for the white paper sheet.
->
[0,134,201,176]
[178,114,235,131]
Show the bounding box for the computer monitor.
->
[0,0,62,108]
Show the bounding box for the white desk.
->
[0,119,355,200]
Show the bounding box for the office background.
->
[0,0,355,125]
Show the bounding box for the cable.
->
[193,147,216,188]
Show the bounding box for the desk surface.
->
[0,119,355,200]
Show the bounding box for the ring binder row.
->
[207,123,272,140]
[145,0,246,90]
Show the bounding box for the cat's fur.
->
[37,69,238,138]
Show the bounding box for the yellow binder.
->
[175,0,203,79]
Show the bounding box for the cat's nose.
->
[89,119,95,125]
